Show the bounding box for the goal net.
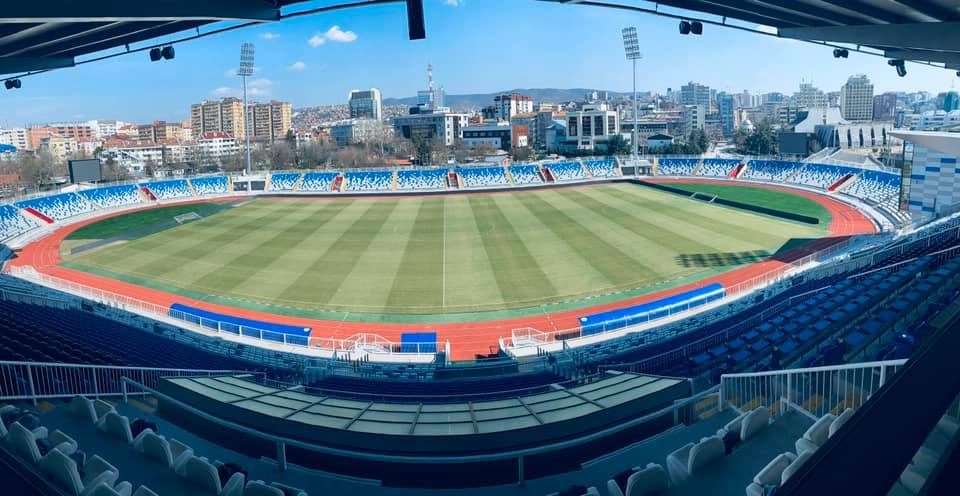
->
[174,212,202,224]
[689,192,718,203]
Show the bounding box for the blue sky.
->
[2,0,957,126]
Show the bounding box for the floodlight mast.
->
[239,43,255,175]
[622,27,642,162]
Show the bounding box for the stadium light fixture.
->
[161,46,175,60]
[833,48,849,58]
[888,59,906,77]
[690,21,703,35]
[679,20,691,35]
[238,42,255,175]
[4,79,21,90]
[622,27,642,162]
[149,47,162,62]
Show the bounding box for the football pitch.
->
[63,183,829,320]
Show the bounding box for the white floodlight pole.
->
[622,27,642,162]
[239,43,256,175]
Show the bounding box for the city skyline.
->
[1,0,958,127]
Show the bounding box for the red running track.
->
[7,181,878,361]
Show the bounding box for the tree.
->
[607,134,630,156]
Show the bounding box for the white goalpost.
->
[174,212,202,224]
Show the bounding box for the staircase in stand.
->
[542,168,555,183]
[448,171,460,188]
[729,163,746,178]
[828,173,855,192]
[23,207,54,224]
[331,176,343,192]
[140,187,157,201]
[504,166,515,185]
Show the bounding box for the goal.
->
[689,192,718,203]
[174,212,202,224]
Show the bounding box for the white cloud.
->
[444,0,463,5]
[210,78,273,98]
[289,61,306,71]
[309,26,358,47]
[260,32,279,40]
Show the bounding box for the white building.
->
[563,103,620,151]
[197,133,239,159]
[461,123,514,150]
[348,89,383,121]
[910,110,960,131]
[795,82,828,109]
[494,93,534,121]
[891,130,960,219]
[0,127,29,150]
[330,118,390,145]
[840,75,874,122]
[392,111,468,147]
[86,120,124,139]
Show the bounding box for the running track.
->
[8,180,878,361]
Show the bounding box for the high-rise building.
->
[191,98,246,140]
[795,82,827,109]
[494,93,534,121]
[680,82,711,110]
[348,89,383,120]
[190,98,291,142]
[944,91,959,112]
[718,93,737,137]
[840,75,874,122]
[873,92,899,121]
[248,100,293,142]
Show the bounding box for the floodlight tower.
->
[622,27,642,160]
[239,43,255,175]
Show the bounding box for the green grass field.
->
[63,183,827,320]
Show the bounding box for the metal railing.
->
[0,360,248,405]
[5,265,444,363]
[502,236,852,355]
[719,359,907,420]
[120,374,719,483]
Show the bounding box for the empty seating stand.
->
[741,160,801,182]
[583,159,618,178]
[16,193,94,221]
[789,163,859,190]
[845,170,901,203]
[396,168,447,190]
[299,172,339,192]
[0,204,36,241]
[189,177,228,196]
[344,171,392,191]
[141,180,191,200]
[78,185,143,209]
[545,161,587,181]
[698,159,741,177]
[508,165,543,185]
[658,158,699,176]
[270,173,302,191]
[456,166,510,188]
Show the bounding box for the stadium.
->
[1,2,960,496]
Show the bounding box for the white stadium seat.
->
[666,435,725,485]
[243,481,285,496]
[746,452,796,496]
[181,455,223,494]
[69,396,99,423]
[795,413,836,455]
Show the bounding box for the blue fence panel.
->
[579,283,725,336]
[168,303,312,346]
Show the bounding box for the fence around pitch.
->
[503,236,853,353]
[0,361,248,404]
[4,265,444,362]
[719,359,907,420]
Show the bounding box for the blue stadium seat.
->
[658,158,699,176]
[397,168,447,190]
[16,193,95,221]
[508,165,543,185]
[141,179,192,200]
[583,159,618,178]
[740,160,802,182]
[0,204,36,240]
[300,172,340,191]
[545,161,587,181]
[78,185,142,209]
[270,172,302,191]
[345,171,392,191]
[456,166,509,188]
[190,176,228,196]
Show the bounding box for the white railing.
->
[4,265,443,364]
[719,359,907,420]
[0,361,248,404]
[502,236,853,356]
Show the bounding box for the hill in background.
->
[382,88,632,110]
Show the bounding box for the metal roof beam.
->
[890,0,960,22]
[0,56,74,74]
[779,22,960,51]
[40,21,186,57]
[884,48,960,65]
[816,0,912,24]
[0,1,281,22]
[645,0,808,27]
[748,0,865,26]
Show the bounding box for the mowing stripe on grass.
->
[184,200,352,295]
[468,195,556,304]
[515,192,658,287]
[441,195,505,311]
[566,187,773,255]
[275,199,400,306]
[384,198,445,311]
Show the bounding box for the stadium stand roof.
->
[0,0,412,76]
[542,0,960,70]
